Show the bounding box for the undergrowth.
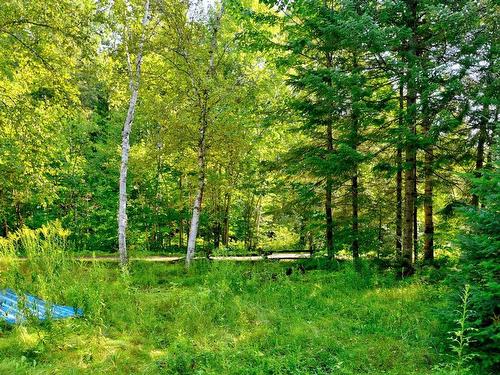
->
[0,225,476,374]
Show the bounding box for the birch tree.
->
[117,0,151,267]
[185,2,225,267]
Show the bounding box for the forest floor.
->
[0,259,461,374]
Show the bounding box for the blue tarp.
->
[0,289,82,324]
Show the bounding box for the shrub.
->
[457,163,500,372]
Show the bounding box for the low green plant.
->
[433,284,477,374]
[452,284,477,373]
[1,244,459,374]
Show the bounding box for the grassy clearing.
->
[0,258,457,374]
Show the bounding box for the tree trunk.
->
[118,88,138,266]
[117,0,150,268]
[350,55,361,261]
[422,102,434,262]
[350,89,360,259]
[185,4,224,267]
[403,88,416,275]
[244,195,254,250]
[186,105,208,266]
[351,171,359,259]
[421,86,434,263]
[179,174,184,248]
[323,46,335,260]
[413,165,418,263]
[402,0,418,276]
[222,192,230,246]
[325,122,334,259]
[212,182,222,249]
[378,206,383,259]
[325,178,334,258]
[253,196,263,250]
[396,85,403,258]
[153,141,163,249]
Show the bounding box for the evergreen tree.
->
[458,154,499,372]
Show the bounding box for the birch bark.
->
[185,4,224,267]
[118,0,151,267]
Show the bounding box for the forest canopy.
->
[1,0,497,266]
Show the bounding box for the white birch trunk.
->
[185,4,224,267]
[118,0,150,267]
[185,125,206,266]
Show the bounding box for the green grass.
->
[0,259,458,374]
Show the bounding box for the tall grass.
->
[0,222,134,327]
[0,231,462,374]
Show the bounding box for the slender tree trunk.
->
[118,88,138,265]
[117,93,137,263]
[153,143,163,249]
[244,195,254,250]
[422,100,434,262]
[254,196,263,250]
[419,59,435,264]
[396,85,404,258]
[212,183,221,249]
[351,171,359,259]
[323,46,335,259]
[402,0,418,276]
[325,122,334,259]
[179,174,184,247]
[378,206,383,259]
[213,192,221,250]
[325,179,334,258]
[186,105,208,266]
[117,0,150,267]
[222,192,230,246]
[185,4,224,267]
[350,90,360,259]
[413,166,418,263]
[403,89,416,275]
[350,55,361,261]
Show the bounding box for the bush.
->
[457,163,500,372]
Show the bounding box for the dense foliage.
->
[0,0,498,372]
[458,159,500,371]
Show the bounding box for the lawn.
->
[0,259,456,374]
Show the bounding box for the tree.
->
[458,155,499,372]
[116,0,152,267]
